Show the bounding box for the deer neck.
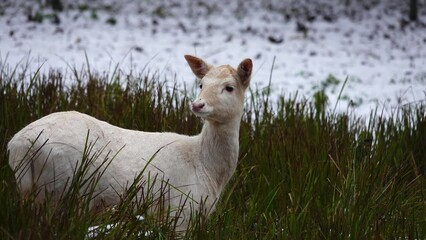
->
[199,118,240,192]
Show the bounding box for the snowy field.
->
[1,0,425,117]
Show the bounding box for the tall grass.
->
[0,64,425,239]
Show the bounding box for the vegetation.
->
[0,63,425,239]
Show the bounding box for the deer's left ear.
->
[237,58,252,88]
[184,55,212,80]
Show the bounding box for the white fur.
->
[7,55,252,230]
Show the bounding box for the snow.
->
[1,1,425,117]
[86,215,150,238]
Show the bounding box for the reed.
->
[1,64,425,239]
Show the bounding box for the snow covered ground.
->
[1,1,425,117]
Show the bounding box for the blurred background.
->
[1,0,425,116]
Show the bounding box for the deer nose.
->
[192,102,205,112]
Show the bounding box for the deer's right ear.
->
[184,55,211,79]
[237,58,252,88]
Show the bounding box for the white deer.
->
[7,55,252,230]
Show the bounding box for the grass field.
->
[0,64,425,239]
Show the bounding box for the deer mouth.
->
[191,103,212,118]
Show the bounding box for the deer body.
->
[8,55,252,229]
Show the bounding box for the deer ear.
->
[237,58,252,88]
[184,55,211,79]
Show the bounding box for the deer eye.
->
[225,86,234,92]
[199,84,203,89]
